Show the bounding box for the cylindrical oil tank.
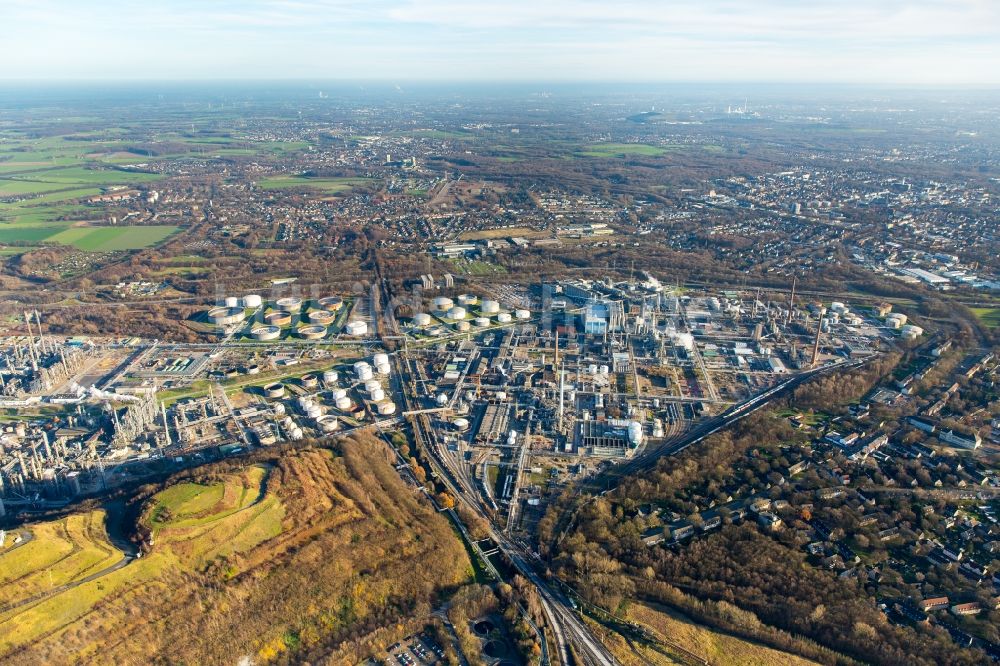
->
[297,325,327,340]
[318,296,344,311]
[317,415,339,432]
[376,401,396,416]
[496,312,512,323]
[322,370,339,384]
[290,427,303,440]
[275,296,303,312]
[433,296,454,312]
[481,299,500,314]
[447,306,466,320]
[251,325,281,341]
[335,396,352,410]
[370,387,385,402]
[264,311,292,326]
[373,352,389,366]
[331,388,348,400]
[376,363,391,375]
[306,404,322,419]
[272,403,286,416]
[243,294,262,308]
[307,309,336,325]
[412,312,431,327]
[301,373,319,389]
[208,306,246,326]
[455,320,470,332]
[364,379,382,393]
[453,418,470,431]
[264,383,285,399]
[357,366,374,380]
[436,393,449,406]
[224,296,240,308]
[457,293,478,306]
[515,309,530,320]
[474,317,490,327]
[345,320,368,336]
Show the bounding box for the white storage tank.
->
[413,312,432,327]
[376,362,391,375]
[453,418,470,431]
[436,393,449,406]
[331,388,348,400]
[369,387,385,402]
[457,294,478,306]
[364,379,382,393]
[474,317,490,328]
[515,309,530,320]
[628,421,644,446]
[496,312,512,323]
[306,404,322,419]
[345,320,368,336]
[447,306,467,320]
[224,296,240,308]
[317,416,339,433]
[376,401,397,416]
[290,427,303,441]
[322,370,339,384]
[251,325,281,341]
[275,296,303,312]
[373,353,389,367]
[433,296,454,312]
[335,396,352,410]
[901,324,924,340]
[455,320,471,332]
[273,403,286,416]
[481,300,500,314]
[356,365,374,381]
[243,294,262,308]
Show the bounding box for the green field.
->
[44,225,179,251]
[0,224,179,251]
[257,175,371,194]
[578,142,669,158]
[972,307,1000,328]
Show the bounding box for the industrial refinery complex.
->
[0,273,904,524]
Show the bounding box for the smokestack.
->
[24,312,38,370]
[787,276,797,327]
[811,315,823,367]
[558,364,565,433]
[161,401,172,447]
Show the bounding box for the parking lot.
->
[383,632,445,666]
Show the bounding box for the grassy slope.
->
[622,602,821,666]
[0,435,471,665]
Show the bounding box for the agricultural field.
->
[0,223,178,251]
[257,175,371,194]
[45,224,179,251]
[0,437,472,664]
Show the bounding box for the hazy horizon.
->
[5,0,1000,85]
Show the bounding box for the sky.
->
[4,0,1000,84]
